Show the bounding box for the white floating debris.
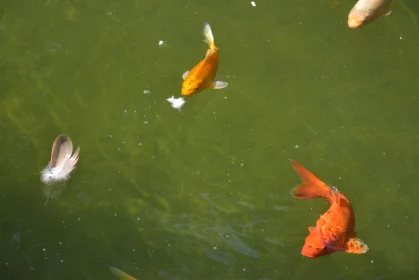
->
[143,89,151,94]
[166,96,185,109]
[251,1,256,6]
[158,40,168,48]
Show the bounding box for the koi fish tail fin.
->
[344,237,369,254]
[290,160,333,203]
[203,22,216,50]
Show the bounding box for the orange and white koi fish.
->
[290,160,369,259]
[110,267,137,280]
[348,0,393,29]
[181,22,228,96]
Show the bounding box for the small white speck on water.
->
[61,260,64,263]
[59,242,62,245]
[158,40,168,48]
[114,214,117,217]
[124,109,127,113]
[109,134,112,138]
[371,260,374,263]
[143,89,150,94]
[167,96,186,109]
[400,37,402,40]
[243,268,247,271]
[43,248,46,252]
[213,246,217,250]
[143,121,148,124]
[137,217,141,221]
[138,142,142,146]
[295,145,299,148]
[251,1,256,6]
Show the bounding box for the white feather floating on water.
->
[166,96,186,110]
[41,134,80,185]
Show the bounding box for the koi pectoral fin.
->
[182,71,190,80]
[344,237,369,254]
[211,81,228,89]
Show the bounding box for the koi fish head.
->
[348,3,391,29]
[348,8,371,29]
[301,227,333,258]
[181,78,205,96]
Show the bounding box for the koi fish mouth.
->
[301,251,316,258]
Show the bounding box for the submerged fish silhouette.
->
[41,134,80,184]
[110,267,137,280]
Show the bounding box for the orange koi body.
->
[181,22,228,96]
[290,160,369,258]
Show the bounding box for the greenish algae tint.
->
[1,0,419,279]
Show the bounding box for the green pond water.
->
[1,0,419,279]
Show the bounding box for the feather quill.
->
[41,134,80,184]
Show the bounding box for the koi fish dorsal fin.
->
[290,160,333,203]
[344,237,369,254]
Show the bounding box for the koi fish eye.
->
[308,245,320,250]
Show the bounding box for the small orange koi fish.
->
[110,267,137,280]
[290,160,369,259]
[181,22,228,96]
